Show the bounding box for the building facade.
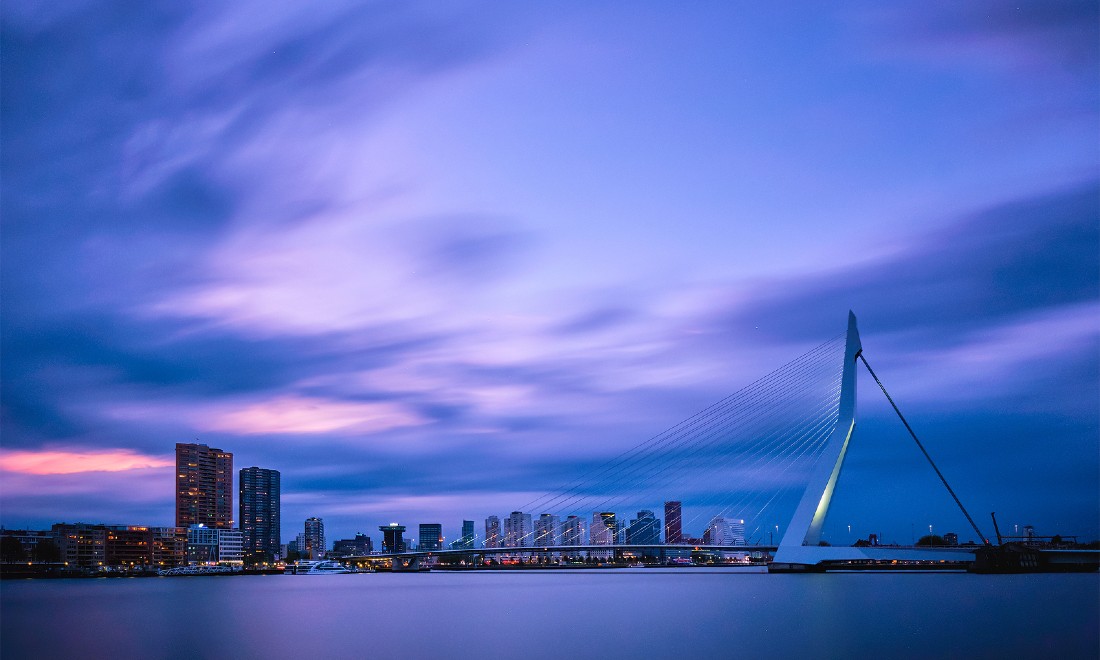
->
[419,523,443,551]
[304,517,325,559]
[664,501,682,544]
[535,514,560,547]
[451,520,475,550]
[484,516,501,548]
[331,533,373,557]
[379,524,407,553]
[590,512,617,546]
[186,525,243,564]
[176,443,234,529]
[561,516,585,547]
[503,511,533,549]
[239,467,280,564]
[626,510,661,546]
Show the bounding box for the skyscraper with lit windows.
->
[239,467,280,564]
[176,443,233,529]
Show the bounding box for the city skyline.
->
[1,2,1097,546]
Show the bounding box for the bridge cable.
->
[858,353,990,546]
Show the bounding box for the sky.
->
[2,0,1097,548]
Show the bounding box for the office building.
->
[176,443,233,529]
[187,525,243,565]
[451,520,475,550]
[419,523,443,551]
[239,467,280,564]
[703,516,745,546]
[304,517,325,559]
[591,512,617,545]
[664,501,682,544]
[627,510,661,546]
[504,511,533,548]
[485,516,501,548]
[379,524,407,553]
[331,533,373,557]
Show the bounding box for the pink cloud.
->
[201,395,427,435]
[0,448,174,475]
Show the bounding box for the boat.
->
[303,560,354,575]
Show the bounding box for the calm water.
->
[2,569,1097,659]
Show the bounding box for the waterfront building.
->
[186,525,243,564]
[379,523,407,553]
[52,523,107,568]
[627,510,661,546]
[451,520,475,550]
[419,523,444,551]
[535,514,560,547]
[331,533,373,557]
[105,525,154,568]
[561,516,585,547]
[304,517,325,559]
[239,467,280,564]
[485,516,501,548]
[703,516,745,546]
[0,529,57,562]
[176,443,234,529]
[504,511,533,548]
[945,532,959,546]
[664,501,683,544]
[151,527,187,568]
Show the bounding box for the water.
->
[3,570,1097,659]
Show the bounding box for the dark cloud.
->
[717,181,1099,345]
[899,0,1099,69]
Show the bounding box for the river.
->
[2,569,1097,659]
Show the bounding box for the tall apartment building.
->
[561,516,585,546]
[664,501,682,544]
[239,467,280,564]
[503,511,533,549]
[535,514,560,547]
[304,517,325,559]
[176,443,234,529]
[484,516,501,548]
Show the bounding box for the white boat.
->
[304,560,354,575]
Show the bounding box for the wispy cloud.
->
[0,449,174,475]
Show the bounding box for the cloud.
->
[0,448,173,475]
[197,395,428,436]
[715,181,1099,344]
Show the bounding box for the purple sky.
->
[2,0,1097,547]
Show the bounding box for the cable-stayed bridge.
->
[355,312,989,572]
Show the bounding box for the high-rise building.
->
[561,516,585,547]
[485,516,501,548]
[239,467,280,564]
[451,520,475,550]
[503,511,533,548]
[535,514,560,547]
[304,517,325,559]
[627,510,661,546]
[176,443,234,529]
[419,523,443,551]
[703,516,745,546]
[379,524,407,553]
[664,501,682,544]
[591,512,617,545]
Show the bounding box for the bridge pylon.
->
[770,312,976,571]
